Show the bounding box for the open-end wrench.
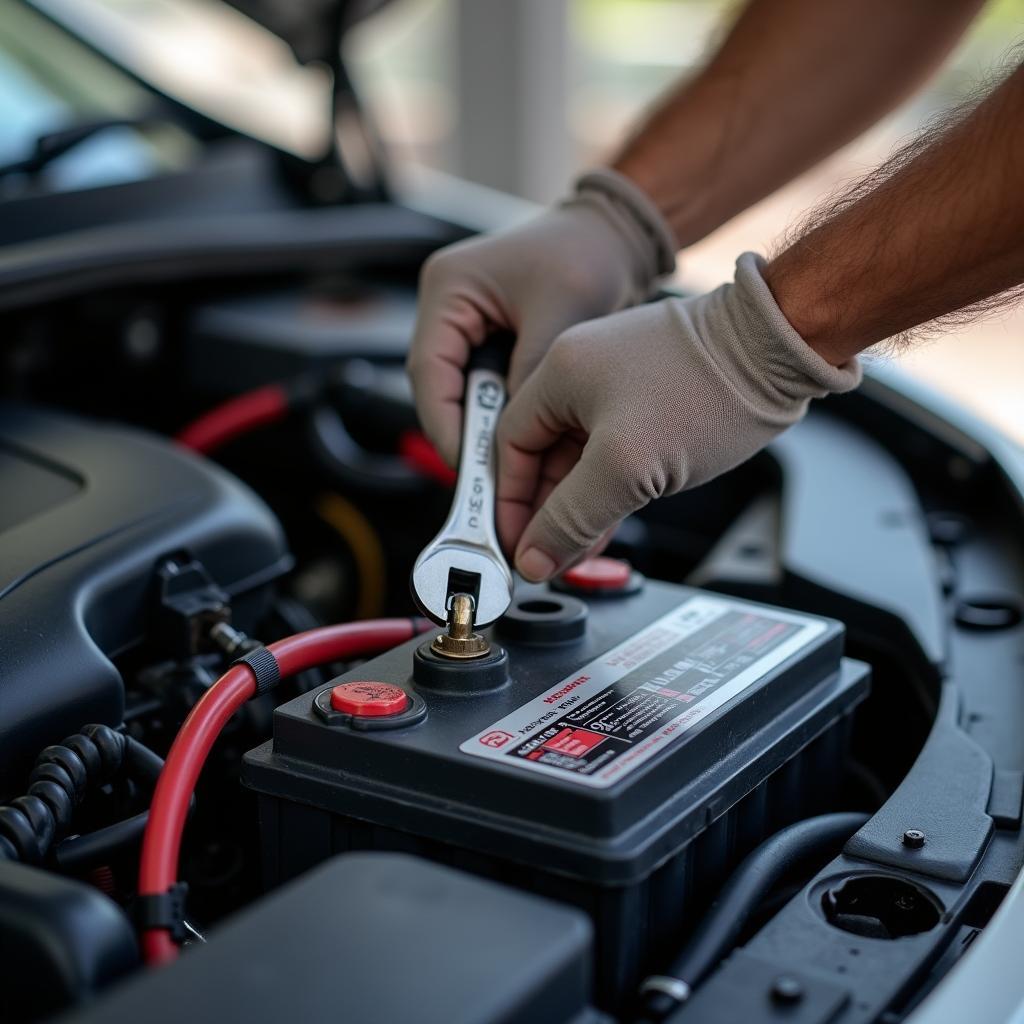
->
[411,333,515,630]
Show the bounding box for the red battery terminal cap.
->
[330,681,410,718]
[560,557,632,592]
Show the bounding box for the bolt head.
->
[903,828,926,849]
[771,975,804,1004]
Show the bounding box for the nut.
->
[902,828,926,849]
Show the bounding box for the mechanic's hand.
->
[406,169,677,465]
[497,252,863,581]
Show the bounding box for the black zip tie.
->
[232,646,280,697]
[133,882,189,944]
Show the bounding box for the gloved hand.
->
[496,252,863,582]
[406,169,678,465]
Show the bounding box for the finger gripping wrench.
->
[411,333,515,630]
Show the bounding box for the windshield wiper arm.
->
[0,114,165,180]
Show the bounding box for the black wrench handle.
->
[466,330,515,380]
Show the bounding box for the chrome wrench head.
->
[412,542,513,629]
[411,336,515,628]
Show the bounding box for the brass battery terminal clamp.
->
[431,593,490,659]
[411,333,515,661]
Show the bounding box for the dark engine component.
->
[0,403,291,793]
[185,282,416,392]
[245,578,870,1010]
[0,859,138,1023]
[64,853,600,1024]
[0,724,159,866]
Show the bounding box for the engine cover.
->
[0,403,291,793]
[245,579,869,1010]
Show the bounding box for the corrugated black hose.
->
[0,724,172,866]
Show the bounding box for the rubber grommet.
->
[498,595,587,646]
[413,641,509,695]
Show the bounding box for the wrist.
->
[727,253,863,398]
[571,168,679,280]
[761,249,863,368]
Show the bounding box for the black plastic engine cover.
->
[0,859,138,1023]
[63,853,599,1024]
[245,580,869,1009]
[0,402,290,793]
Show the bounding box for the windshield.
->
[0,0,206,194]
[26,0,332,159]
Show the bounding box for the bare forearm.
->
[764,61,1024,366]
[613,0,982,246]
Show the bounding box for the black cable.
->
[0,726,179,868]
[273,595,322,636]
[272,597,325,695]
[54,812,149,871]
[307,403,424,495]
[0,725,125,863]
[123,735,166,787]
[53,738,196,872]
[636,811,869,1023]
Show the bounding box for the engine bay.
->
[1,20,1023,1013]
[2,250,1023,1022]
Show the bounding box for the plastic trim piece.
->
[844,685,994,883]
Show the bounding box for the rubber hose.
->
[54,812,149,870]
[0,724,125,863]
[637,811,869,1023]
[53,738,192,871]
[0,728,172,867]
[308,404,423,494]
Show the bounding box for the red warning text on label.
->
[539,728,606,758]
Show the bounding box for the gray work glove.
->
[496,252,863,582]
[406,169,678,465]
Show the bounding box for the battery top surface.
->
[245,580,867,883]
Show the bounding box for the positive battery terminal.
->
[431,593,490,659]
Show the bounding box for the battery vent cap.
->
[554,557,643,598]
[330,682,410,717]
[561,558,631,591]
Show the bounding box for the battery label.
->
[460,595,828,788]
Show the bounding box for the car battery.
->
[244,575,869,1010]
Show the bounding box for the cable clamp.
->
[133,882,189,944]
[232,645,280,697]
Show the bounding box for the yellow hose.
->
[316,493,387,619]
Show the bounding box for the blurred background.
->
[347,0,1024,443]
[4,0,1023,440]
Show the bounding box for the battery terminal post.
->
[432,593,490,659]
